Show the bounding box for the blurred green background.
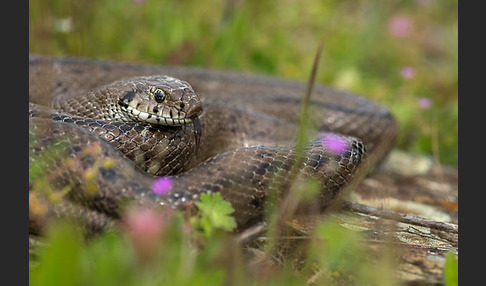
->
[29,0,458,166]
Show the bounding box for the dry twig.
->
[342,201,458,234]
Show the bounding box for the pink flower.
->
[122,208,168,262]
[400,66,416,79]
[418,97,433,109]
[387,16,413,38]
[151,177,173,196]
[321,134,349,155]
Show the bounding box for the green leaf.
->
[194,193,237,236]
[444,251,458,286]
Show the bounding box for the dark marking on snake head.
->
[122,90,137,102]
[118,99,129,108]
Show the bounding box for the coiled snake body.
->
[29,55,398,233]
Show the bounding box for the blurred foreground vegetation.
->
[29,0,458,165]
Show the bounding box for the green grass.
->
[29,0,458,165]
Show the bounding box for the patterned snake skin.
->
[29,55,398,234]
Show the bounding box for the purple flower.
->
[400,66,416,79]
[418,97,433,109]
[151,177,173,196]
[321,134,349,155]
[387,16,413,38]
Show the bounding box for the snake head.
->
[117,75,203,126]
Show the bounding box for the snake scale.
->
[29,55,398,234]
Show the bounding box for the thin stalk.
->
[264,43,323,253]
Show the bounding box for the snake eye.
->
[153,88,166,103]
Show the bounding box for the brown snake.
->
[29,55,398,234]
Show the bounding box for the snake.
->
[29,54,398,235]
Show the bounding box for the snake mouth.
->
[118,98,198,126]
